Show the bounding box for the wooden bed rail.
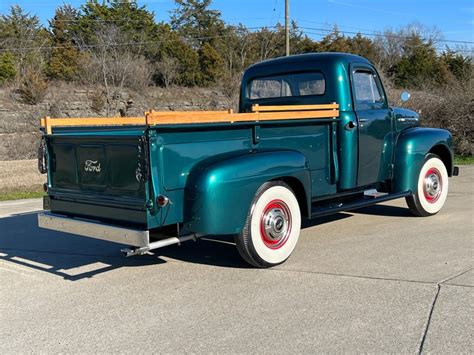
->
[40,103,339,134]
[251,103,338,112]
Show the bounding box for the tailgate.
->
[44,131,150,227]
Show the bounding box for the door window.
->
[353,71,385,110]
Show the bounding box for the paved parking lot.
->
[0,167,472,353]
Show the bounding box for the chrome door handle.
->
[358,119,369,123]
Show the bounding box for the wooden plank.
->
[258,110,338,121]
[41,117,147,133]
[40,104,340,131]
[147,110,230,116]
[146,112,258,125]
[252,103,338,112]
[147,110,338,125]
[44,116,51,135]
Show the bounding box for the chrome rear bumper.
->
[38,212,149,247]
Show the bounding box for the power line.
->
[0,27,278,52]
[298,19,379,34]
[300,26,474,45]
[1,25,471,55]
[301,30,474,53]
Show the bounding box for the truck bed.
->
[41,104,340,231]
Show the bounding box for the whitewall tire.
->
[406,154,449,216]
[235,182,301,268]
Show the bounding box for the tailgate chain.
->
[38,135,48,174]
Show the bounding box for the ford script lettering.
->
[84,160,101,173]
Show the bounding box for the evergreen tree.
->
[198,42,224,85]
[48,5,81,81]
[0,52,16,84]
[171,0,225,47]
[0,5,50,73]
[441,49,472,83]
[391,35,448,88]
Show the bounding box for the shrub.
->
[17,68,48,104]
[89,89,106,113]
[387,80,473,155]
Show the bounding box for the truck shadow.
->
[0,212,255,280]
[0,205,407,281]
[352,204,413,217]
[0,212,165,281]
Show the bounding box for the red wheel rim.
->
[260,199,292,249]
[423,167,442,204]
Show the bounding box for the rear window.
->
[248,72,325,100]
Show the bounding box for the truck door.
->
[351,65,393,186]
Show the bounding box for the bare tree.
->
[373,23,444,69]
[76,25,152,115]
[156,55,179,88]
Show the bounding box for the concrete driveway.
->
[0,167,472,353]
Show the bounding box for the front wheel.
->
[406,154,449,216]
[235,181,301,268]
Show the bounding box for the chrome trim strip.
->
[38,212,149,247]
[397,117,419,122]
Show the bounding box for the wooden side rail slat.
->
[146,112,257,124]
[134,110,339,125]
[148,110,232,115]
[252,103,339,112]
[41,117,146,134]
[40,105,339,133]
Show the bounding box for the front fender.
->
[393,127,453,193]
[183,150,311,235]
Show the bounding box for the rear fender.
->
[183,151,311,235]
[393,127,453,193]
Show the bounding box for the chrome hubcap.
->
[423,168,442,203]
[260,200,292,249]
[263,209,288,240]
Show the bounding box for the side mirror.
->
[400,91,411,102]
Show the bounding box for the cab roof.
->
[246,52,371,71]
[240,52,374,112]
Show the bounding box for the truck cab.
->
[38,53,458,268]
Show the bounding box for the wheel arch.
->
[183,150,311,235]
[429,144,453,177]
[393,127,454,193]
[274,176,310,218]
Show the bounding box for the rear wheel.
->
[406,154,449,216]
[235,181,301,268]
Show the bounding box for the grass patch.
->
[0,187,45,201]
[454,155,474,165]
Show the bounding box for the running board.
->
[311,191,412,218]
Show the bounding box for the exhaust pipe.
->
[121,233,200,257]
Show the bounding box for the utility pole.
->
[285,0,290,56]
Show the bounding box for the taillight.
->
[156,195,170,207]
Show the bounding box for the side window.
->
[353,70,384,110]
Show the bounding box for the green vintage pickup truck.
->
[38,53,458,268]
